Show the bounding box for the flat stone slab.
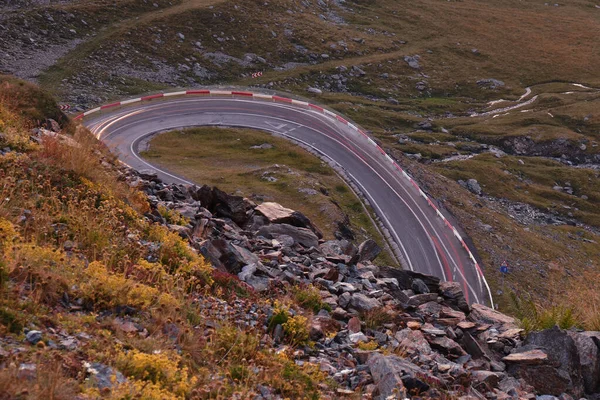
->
[503,349,548,365]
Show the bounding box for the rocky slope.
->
[121,167,600,399]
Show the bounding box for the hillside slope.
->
[2,0,600,338]
[1,79,600,399]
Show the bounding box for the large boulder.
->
[376,266,441,292]
[439,281,470,313]
[350,293,382,312]
[319,240,358,264]
[255,202,323,238]
[394,328,432,356]
[192,186,254,226]
[257,223,319,248]
[567,331,600,394]
[469,303,518,331]
[427,336,467,359]
[358,239,382,262]
[199,239,247,274]
[505,326,584,397]
[368,354,440,399]
[213,187,255,226]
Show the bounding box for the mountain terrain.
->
[1,0,600,398]
[0,77,599,399]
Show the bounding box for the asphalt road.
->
[85,96,492,305]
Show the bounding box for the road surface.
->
[83,93,492,305]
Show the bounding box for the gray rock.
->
[407,293,438,307]
[350,293,382,312]
[567,331,600,394]
[466,178,482,195]
[427,336,466,358]
[307,87,323,95]
[246,275,270,291]
[471,370,501,390]
[358,239,381,262]
[238,263,258,282]
[417,120,433,131]
[255,203,322,238]
[200,238,247,273]
[394,328,432,356]
[404,55,421,69]
[25,330,42,345]
[338,292,352,308]
[249,143,274,150]
[507,326,584,397]
[368,354,437,399]
[470,303,517,329]
[85,362,126,389]
[411,278,430,294]
[298,188,318,196]
[477,78,505,89]
[257,223,319,248]
[349,332,369,344]
[439,281,470,313]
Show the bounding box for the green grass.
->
[432,153,600,226]
[141,126,397,265]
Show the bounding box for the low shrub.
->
[293,285,331,314]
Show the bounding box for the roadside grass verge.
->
[140,126,397,265]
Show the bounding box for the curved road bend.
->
[85,96,490,305]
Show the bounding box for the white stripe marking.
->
[120,98,142,105]
[83,107,101,116]
[253,94,274,100]
[164,91,187,97]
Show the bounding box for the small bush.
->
[509,291,580,332]
[361,307,393,330]
[116,348,195,396]
[0,307,23,334]
[358,340,379,351]
[212,324,259,363]
[293,285,331,314]
[211,270,251,298]
[158,205,189,226]
[82,261,181,311]
[282,315,310,347]
[268,300,289,331]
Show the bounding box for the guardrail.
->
[75,89,494,307]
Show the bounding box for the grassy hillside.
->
[0,77,346,398]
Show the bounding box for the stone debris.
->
[9,165,595,399]
[110,170,600,399]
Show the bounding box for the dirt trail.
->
[472,82,599,118]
